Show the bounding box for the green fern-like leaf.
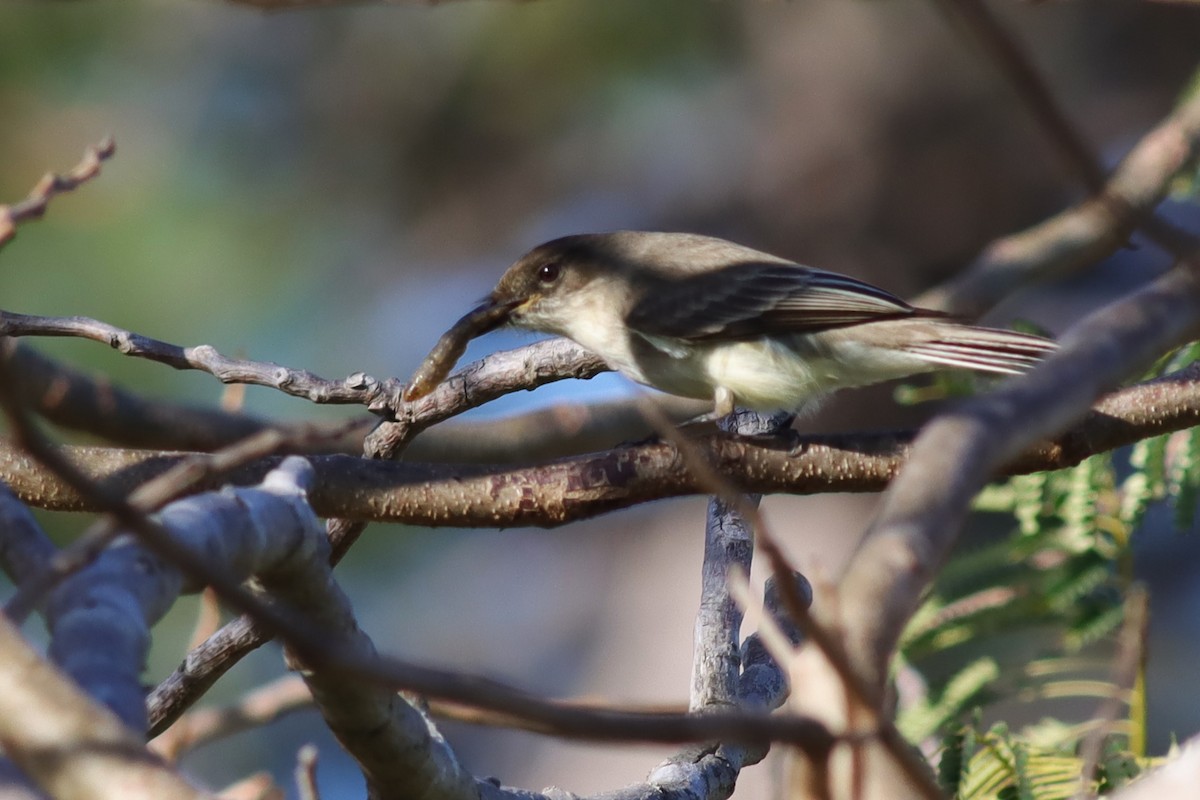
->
[1120,434,1169,533]
[899,657,1001,742]
[1045,556,1113,616]
[1162,340,1200,374]
[1012,472,1049,537]
[1167,427,1200,530]
[953,723,1115,800]
[975,482,1019,514]
[1066,602,1127,651]
[1060,455,1110,553]
[938,729,968,795]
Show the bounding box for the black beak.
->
[459,294,522,336]
[401,295,522,402]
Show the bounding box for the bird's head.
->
[401,235,616,401]
[483,234,614,333]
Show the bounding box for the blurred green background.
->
[3,1,1200,797]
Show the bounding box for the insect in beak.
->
[402,296,520,402]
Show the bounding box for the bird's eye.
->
[537,262,561,284]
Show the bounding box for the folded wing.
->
[626,261,924,340]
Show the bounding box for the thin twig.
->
[0,139,115,249]
[932,0,1104,189]
[294,745,320,800]
[1,310,609,434]
[0,310,389,406]
[926,1,1200,319]
[1076,586,1150,799]
[151,677,312,761]
[3,339,359,453]
[916,63,1200,315]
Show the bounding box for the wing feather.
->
[626,261,920,340]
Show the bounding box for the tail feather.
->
[903,325,1056,375]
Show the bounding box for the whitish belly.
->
[702,339,842,410]
[625,336,929,411]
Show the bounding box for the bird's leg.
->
[713,386,736,419]
[672,387,737,430]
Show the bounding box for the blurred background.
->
[2,0,1200,796]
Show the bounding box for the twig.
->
[752,503,942,799]
[370,337,608,452]
[936,0,1200,268]
[932,0,1103,189]
[1,310,610,439]
[2,339,359,453]
[1076,586,1150,799]
[0,139,115,250]
[916,64,1200,315]
[0,311,389,406]
[8,331,656,462]
[294,746,320,800]
[151,676,312,761]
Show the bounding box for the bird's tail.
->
[901,323,1057,375]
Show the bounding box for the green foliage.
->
[936,721,1147,800]
[897,342,1200,797]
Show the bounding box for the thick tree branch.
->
[0,614,210,800]
[4,361,1200,527]
[3,417,362,623]
[40,460,326,732]
[690,411,791,712]
[0,480,58,589]
[837,266,1200,702]
[1,367,847,786]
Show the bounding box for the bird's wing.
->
[626,261,922,341]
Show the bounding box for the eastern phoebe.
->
[404,232,1056,417]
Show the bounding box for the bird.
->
[403,231,1056,418]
